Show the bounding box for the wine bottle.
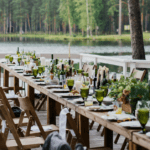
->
[59,64,65,85]
[55,59,58,65]
[101,70,108,86]
[93,67,97,93]
[51,54,53,60]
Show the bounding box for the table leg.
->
[3,69,9,93]
[0,66,1,86]
[104,127,113,149]
[79,114,89,148]
[14,77,19,94]
[27,85,35,106]
[47,97,57,125]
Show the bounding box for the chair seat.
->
[21,124,59,136]
[13,118,29,126]
[6,136,44,150]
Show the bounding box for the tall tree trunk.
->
[19,19,22,35]
[40,15,41,32]
[128,0,145,59]
[9,13,11,33]
[119,0,122,35]
[25,18,27,33]
[145,12,148,31]
[67,0,72,36]
[27,14,31,32]
[86,0,89,37]
[89,3,92,36]
[54,13,56,34]
[3,9,6,34]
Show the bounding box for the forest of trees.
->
[0,0,150,36]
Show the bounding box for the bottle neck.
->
[51,54,53,60]
[62,64,64,72]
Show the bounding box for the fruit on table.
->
[118,93,122,98]
[118,86,124,92]
[125,85,131,91]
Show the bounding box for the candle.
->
[68,42,70,59]
[40,57,46,66]
[75,81,82,93]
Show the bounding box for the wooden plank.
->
[0,66,1,86]
[104,127,113,149]
[79,114,89,148]
[47,97,57,125]
[27,85,35,106]
[132,132,150,150]
[3,69,9,93]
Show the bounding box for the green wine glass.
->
[138,108,149,134]
[77,69,83,74]
[80,87,89,100]
[100,86,108,97]
[83,72,88,77]
[9,56,13,64]
[5,55,10,63]
[38,66,43,76]
[95,89,104,105]
[33,68,38,78]
[67,79,74,92]
[42,66,45,74]
[17,57,22,66]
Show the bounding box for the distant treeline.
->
[0,0,150,36]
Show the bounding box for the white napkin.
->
[59,108,69,141]
[6,91,18,99]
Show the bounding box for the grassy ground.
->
[0,32,150,42]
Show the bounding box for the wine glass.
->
[95,89,104,105]
[77,69,83,74]
[138,108,149,134]
[17,57,22,66]
[9,56,13,64]
[42,66,45,75]
[80,87,89,100]
[100,86,108,97]
[67,79,74,92]
[33,68,38,79]
[5,55,10,64]
[38,66,43,76]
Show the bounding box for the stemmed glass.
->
[80,87,89,100]
[33,68,38,79]
[42,66,45,76]
[38,66,43,76]
[95,89,104,105]
[100,86,108,97]
[5,55,10,64]
[138,108,149,134]
[9,56,14,64]
[17,57,22,66]
[67,79,74,92]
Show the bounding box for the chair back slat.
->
[0,104,24,150]
[131,68,146,81]
[0,87,15,118]
[18,97,47,139]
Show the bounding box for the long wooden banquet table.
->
[0,62,150,150]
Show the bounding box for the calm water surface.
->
[0,37,150,55]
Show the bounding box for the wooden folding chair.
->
[0,87,29,127]
[0,104,45,150]
[131,68,146,81]
[18,96,59,137]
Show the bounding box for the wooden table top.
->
[0,63,144,141]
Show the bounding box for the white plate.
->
[101,111,136,121]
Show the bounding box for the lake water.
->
[0,37,150,73]
[0,37,150,55]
